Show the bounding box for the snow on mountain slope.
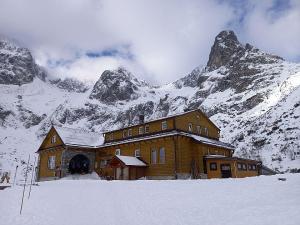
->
[0,30,300,177]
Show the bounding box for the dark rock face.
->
[50,78,89,93]
[89,67,147,103]
[207,30,283,71]
[0,40,47,85]
[207,30,243,71]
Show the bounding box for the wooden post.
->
[28,156,37,199]
[20,154,30,215]
[13,165,18,186]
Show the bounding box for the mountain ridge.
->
[0,30,300,175]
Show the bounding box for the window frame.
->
[151,149,157,164]
[242,163,247,171]
[123,130,127,138]
[135,149,141,157]
[145,125,150,133]
[161,121,168,130]
[48,156,56,170]
[237,163,243,170]
[138,126,144,135]
[209,162,217,171]
[159,147,166,164]
[128,129,132,137]
[51,135,56,144]
[100,160,107,168]
[115,149,121,156]
[196,125,201,134]
[188,123,193,132]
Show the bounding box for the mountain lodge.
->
[36,109,261,181]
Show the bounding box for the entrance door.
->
[220,164,232,178]
[68,154,90,174]
[123,167,129,180]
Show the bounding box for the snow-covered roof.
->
[54,126,104,148]
[189,134,235,150]
[100,130,234,150]
[116,155,147,166]
[204,155,260,163]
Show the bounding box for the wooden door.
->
[220,164,231,178]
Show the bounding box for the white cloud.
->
[0,0,299,84]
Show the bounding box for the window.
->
[48,156,56,170]
[123,130,127,138]
[135,149,141,157]
[161,121,167,130]
[252,165,257,170]
[151,149,157,164]
[237,163,242,170]
[188,123,193,132]
[242,163,247,171]
[100,160,107,168]
[196,126,201,134]
[128,129,132,137]
[110,133,114,141]
[248,164,252,170]
[95,162,98,169]
[159,147,165,164]
[115,149,121,155]
[210,162,217,170]
[138,126,144,135]
[51,135,56,144]
[204,127,208,136]
[145,125,150,133]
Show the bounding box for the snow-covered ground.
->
[1,174,300,225]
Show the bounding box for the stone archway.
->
[68,154,90,174]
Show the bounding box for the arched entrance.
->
[68,154,90,174]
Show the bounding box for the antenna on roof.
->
[128,111,132,126]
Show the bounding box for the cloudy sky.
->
[0,0,299,84]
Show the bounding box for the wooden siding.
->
[96,136,176,178]
[205,158,259,179]
[104,117,175,142]
[39,127,64,150]
[175,110,219,139]
[38,146,64,179]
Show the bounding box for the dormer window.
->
[138,126,144,135]
[188,123,193,132]
[51,135,56,144]
[161,121,167,130]
[115,149,121,155]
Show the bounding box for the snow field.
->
[0,174,300,225]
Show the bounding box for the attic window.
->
[138,126,144,135]
[51,135,56,144]
[196,126,201,134]
[123,130,127,138]
[204,127,208,136]
[128,129,132,137]
[110,133,114,141]
[188,123,193,132]
[161,121,167,130]
[145,125,150,133]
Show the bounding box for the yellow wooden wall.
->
[205,158,259,179]
[175,110,220,139]
[96,136,176,178]
[104,118,175,142]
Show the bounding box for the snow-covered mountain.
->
[0,30,300,175]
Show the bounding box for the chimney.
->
[139,114,145,124]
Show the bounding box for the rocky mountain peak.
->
[206,30,283,71]
[0,39,47,85]
[89,67,148,104]
[206,30,243,71]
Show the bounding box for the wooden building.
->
[37,109,262,181]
